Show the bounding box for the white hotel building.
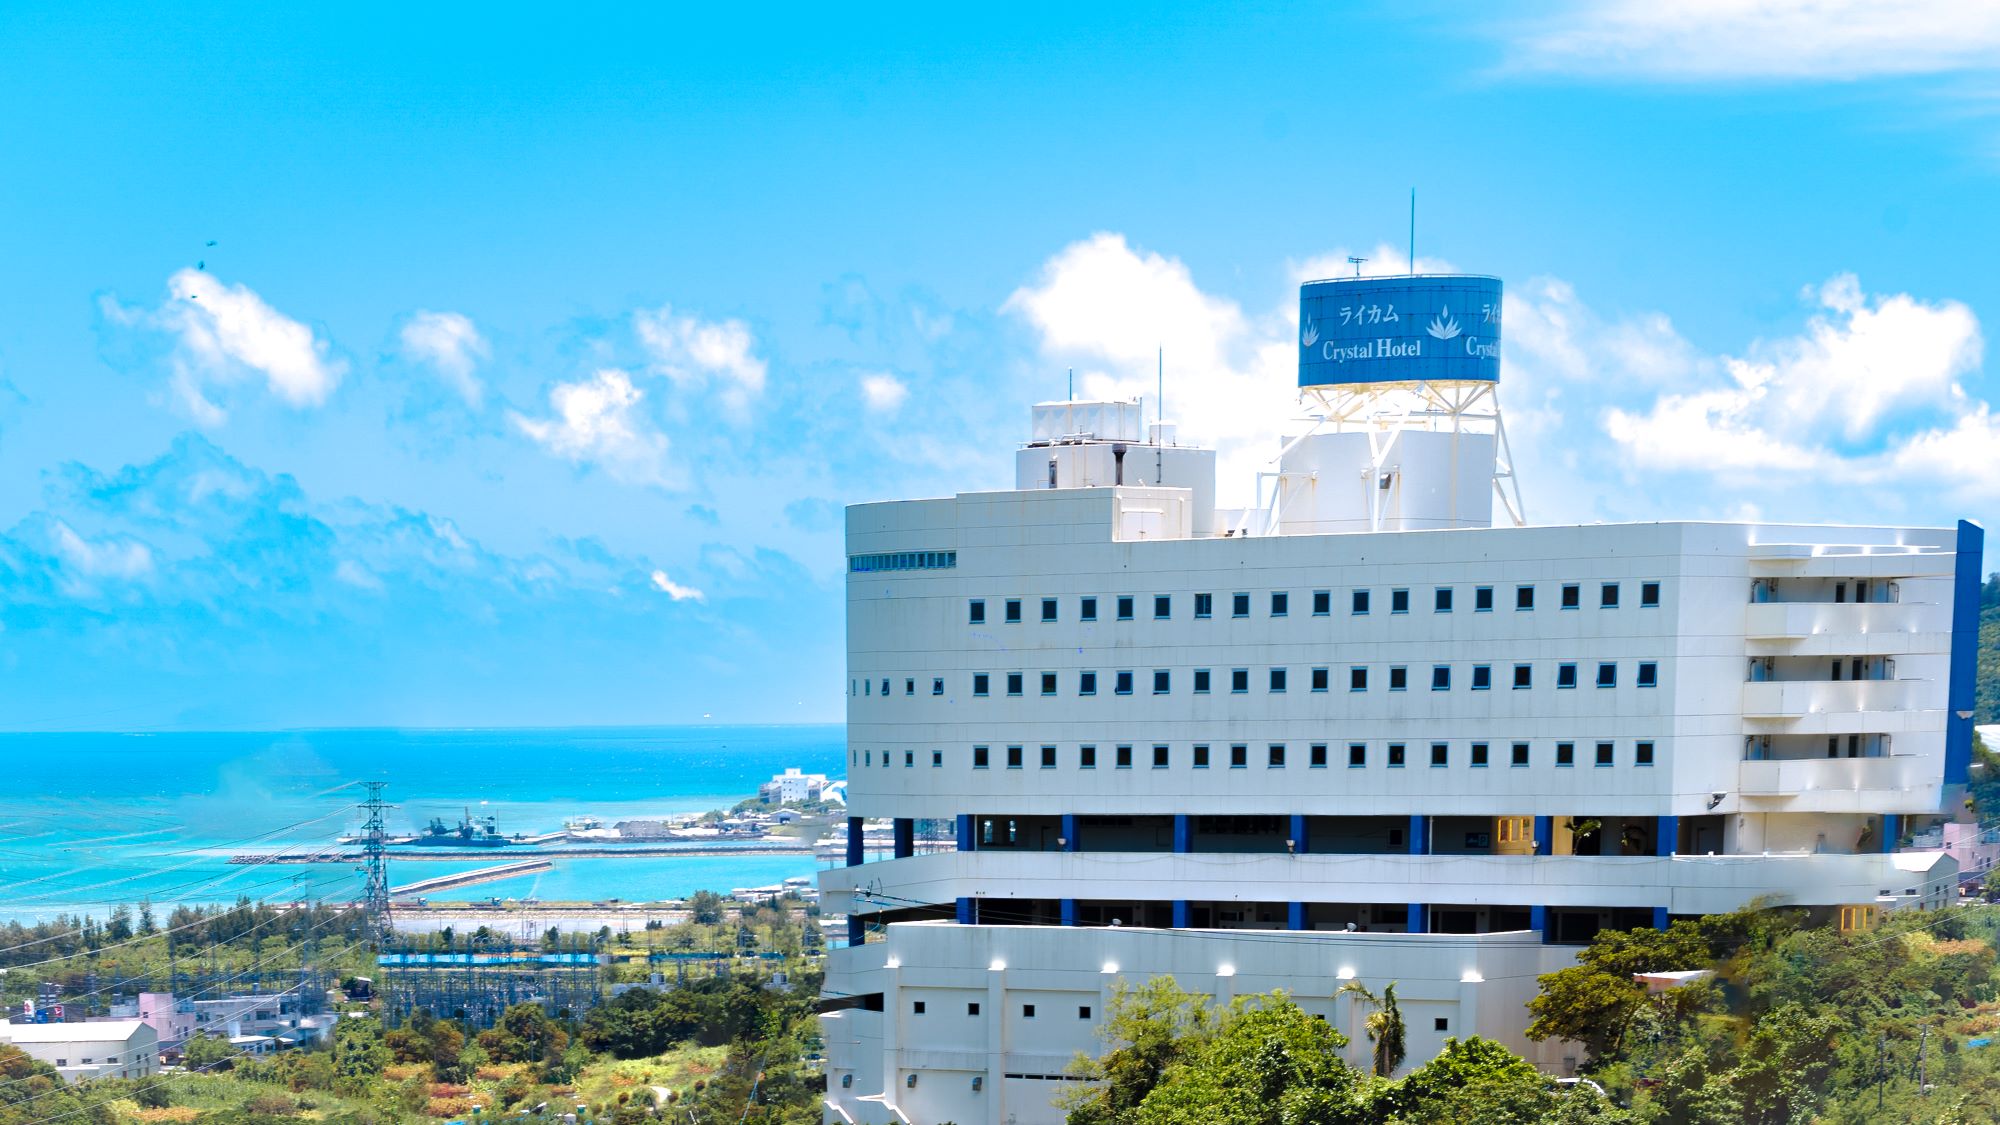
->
[819,274,1985,1125]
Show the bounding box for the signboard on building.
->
[1298,275,1502,386]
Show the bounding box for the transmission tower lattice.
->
[358,782,395,943]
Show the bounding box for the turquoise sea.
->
[0,726,845,922]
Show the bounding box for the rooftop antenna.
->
[1409,188,1417,275]
[1347,255,1366,277]
[1067,367,1073,402]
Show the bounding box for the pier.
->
[229,842,819,865]
[389,860,553,897]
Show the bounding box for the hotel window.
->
[1513,664,1533,689]
[1516,585,1535,611]
[1193,668,1211,693]
[1194,592,1213,619]
[1117,595,1135,620]
[1595,741,1614,766]
[906,678,915,695]
[1269,668,1288,693]
[1041,672,1057,696]
[1391,588,1410,614]
[932,678,944,696]
[1081,596,1098,621]
[1006,745,1023,769]
[1497,816,1531,845]
[905,750,914,766]
[974,745,990,769]
[1271,592,1289,617]
[1153,744,1170,768]
[1431,665,1451,691]
[1556,741,1575,767]
[969,599,986,624]
[1475,585,1494,612]
[1153,670,1171,694]
[1350,667,1368,691]
[1638,662,1658,688]
[1313,590,1331,616]
[974,674,990,697]
[1636,740,1655,766]
[1387,743,1406,768]
[1080,1005,1093,1019]
[1641,581,1661,608]
[1005,599,1022,623]
[1115,671,1134,695]
[1348,743,1367,767]
[1352,590,1371,615]
[1511,742,1529,767]
[1230,744,1249,768]
[1471,742,1490,767]
[1023,1004,1036,1018]
[1471,664,1491,690]
[1561,583,1580,610]
[1042,597,1058,622]
[1601,582,1620,608]
[1041,745,1056,769]
[1232,592,1251,617]
[913,1001,926,1014]
[968,1002,981,1016]
[1007,673,1024,696]
[1389,666,1408,691]
[1193,744,1210,768]
[1434,587,1454,613]
[933,750,943,767]
[1232,668,1249,693]
[1080,745,1097,769]
[1311,667,1329,692]
[1154,595,1172,619]
[1080,671,1098,696]
[1839,905,1878,934]
[1556,663,1578,689]
[1115,744,1133,769]
[1269,744,1286,768]
[1310,743,1328,768]
[1596,662,1618,688]
[1430,742,1448,767]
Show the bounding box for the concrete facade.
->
[0,1019,159,1083]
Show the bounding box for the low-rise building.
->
[761,768,831,804]
[0,1019,159,1082]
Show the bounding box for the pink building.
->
[132,993,193,1048]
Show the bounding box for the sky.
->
[1,0,1997,730]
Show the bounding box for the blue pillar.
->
[1408,815,1429,855]
[1061,813,1080,852]
[1946,520,1984,786]
[1530,905,1549,943]
[892,817,914,859]
[1289,814,1308,854]
[845,816,864,867]
[1061,898,1078,927]
[1881,813,1901,853]
[1533,815,1553,856]
[1652,907,1670,931]
[1172,900,1192,928]
[1407,903,1428,934]
[1656,815,1679,857]
[955,897,976,925]
[1173,814,1193,853]
[956,813,975,852]
[846,915,865,945]
[1288,902,1306,931]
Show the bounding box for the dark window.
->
[1556,742,1575,767]
[1471,665,1491,690]
[914,1001,926,1014]
[1079,1006,1093,1019]
[1153,744,1169,768]
[1389,666,1408,691]
[1350,667,1368,691]
[1597,662,1617,688]
[933,750,943,767]
[1269,668,1287,693]
[1269,744,1286,768]
[1232,668,1249,693]
[1193,744,1210,768]
[1601,583,1620,608]
[1040,745,1056,769]
[974,745,990,769]
[905,750,913,766]
[1006,745,1023,769]
[1641,582,1661,608]
[973,674,990,697]
[968,1002,980,1016]
[1471,742,1489,767]
[1561,583,1580,610]
[1516,585,1535,610]
[1041,597,1058,622]
[1194,593,1213,618]
[1007,673,1023,696]
[1310,743,1328,767]
[1638,662,1658,688]
[1154,595,1172,620]
[1313,590,1331,616]
[969,599,986,624]
[1431,665,1451,691]
[1513,664,1532,689]
[1388,743,1406,768]
[1023,1004,1036,1018]
[1041,672,1057,696]
[906,678,915,695]
[1352,590,1371,615]
[1271,592,1289,617]
[1080,745,1097,769]
[1511,742,1529,767]
[1311,667,1330,692]
[1556,663,1577,689]
[1005,599,1022,623]
[1474,586,1494,612]
[1233,592,1251,617]
[1080,671,1098,696]
[1115,671,1134,695]
[1080,596,1098,621]
[1391,588,1410,614]
[1595,741,1614,766]
[881,678,890,697]
[1636,740,1656,766]
[932,678,944,696]
[1348,743,1366,767]
[1434,1018,1449,1032]
[1434,587,1453,613]
[1193,668,1211,693]
[1115,744,1133,769]
[1153,670,1171,694]
[1430,742,1448,767]
[1116,596,1135,621]
[1230,744,1249,768]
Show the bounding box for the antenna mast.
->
[1409,188,1416,275]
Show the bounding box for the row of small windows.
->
[909,1000,1091,1020]
[920,739,1660,770]
[850,550,957,573]
[967,582,1663,624]
[853,661,1658,697]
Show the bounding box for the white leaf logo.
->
[1301,318,1319,348]
[1425,307,1461,341]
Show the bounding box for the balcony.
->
[1738,755,1937,811]
[1741,678,1930,722]
[1744,601,1929,644]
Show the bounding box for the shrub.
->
[425,1096,475,1117]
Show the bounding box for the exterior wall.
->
[0,1022,159,1082]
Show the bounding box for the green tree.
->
[1337,980,1406,1078]
[181,1030,239,1071]
[688,890,726,925]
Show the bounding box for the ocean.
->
[0,726,846,922]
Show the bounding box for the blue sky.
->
[2,1,1997,729]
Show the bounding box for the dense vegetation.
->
[1977,573,1998,726]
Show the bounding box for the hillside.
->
[1980,573,1998,724]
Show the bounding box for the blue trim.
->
[892,817,914,860]
[1407,903,1427,933]
[1173,900,1192,928]
[1290,813,1309,854]
[956,813,975,852]
[1533,816,1553,856]
[955,897,976,925]
[1408,815,1428,855]
[1881,813,1901,854]
[1173,815,1193,853]
[847,916,866,945]
[1061,813,1080,852]
[1656,815,1678,857]
[1288,901,1306,931]
[1530,904,1548,942]
[1061,898,1078,927]
[1947,519,1985,786]
[845,816,864,867]
[1652,907,1669,931]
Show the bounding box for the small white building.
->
[762,768,832,805]
[0,1019,159,1082]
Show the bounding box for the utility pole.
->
[358,782,395,945]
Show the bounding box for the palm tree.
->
[1337,979,1407,1077]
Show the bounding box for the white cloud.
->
[859,372,909,414]
[650,570,706,602]
[509,368,676,487]
[1501,0,2000,81]
[111,270,346,424]
[52,521,153,580]
[399,310,489,406]
[633,305,768,415]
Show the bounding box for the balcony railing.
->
[1738,755,1936,806]
[1741,678,1928,719]
[1744,601,1927,642]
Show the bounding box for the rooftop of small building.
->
[0,1019,152,1043]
